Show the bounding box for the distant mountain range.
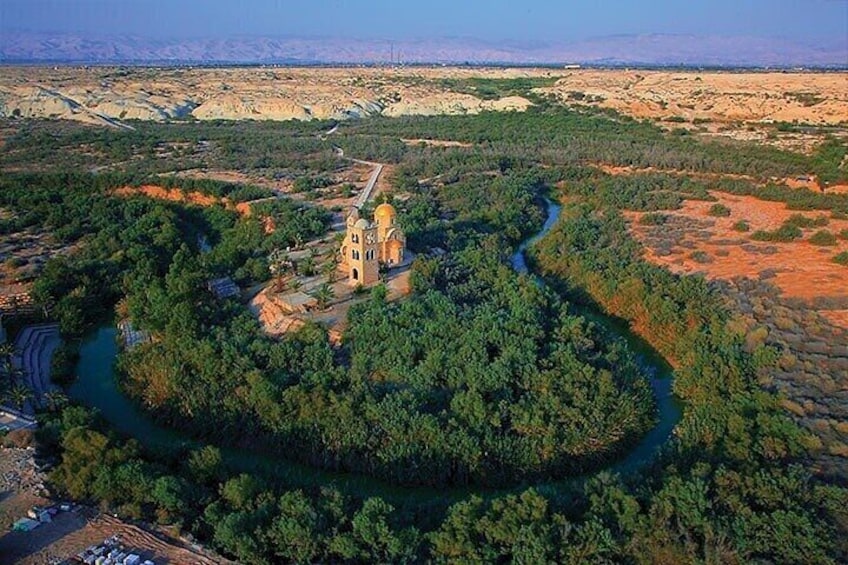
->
[1,31,846,67]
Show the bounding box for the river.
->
[70,199,681,503]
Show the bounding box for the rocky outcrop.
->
[383,93,531,117]
[0,67,537,126]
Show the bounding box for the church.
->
[339,202,406,285]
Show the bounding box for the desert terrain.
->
[0,67,845,152]
[627,191,848,324]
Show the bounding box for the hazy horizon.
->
[3,0,847,44]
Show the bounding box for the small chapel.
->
[339,202,406,285]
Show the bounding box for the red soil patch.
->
[114,184,224,208]
[627,191,848,327]
[820,310,848,328]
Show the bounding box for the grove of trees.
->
[1,102,845,562]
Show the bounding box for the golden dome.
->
[374,202,397,224]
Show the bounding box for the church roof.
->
[374,202,397,220]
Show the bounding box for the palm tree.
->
[0,342,15,374]
[44,390,68,412]
[311,283,335,310]
[6,384,32,412]
[268,250,294,292]
[0,342,15,359]
[322,260,338,283]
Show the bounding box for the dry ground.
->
[536,71,848,152]
[2,66,845,153]
[626,191,848,325]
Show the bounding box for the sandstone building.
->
[339,203,406,285]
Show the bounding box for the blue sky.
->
[2,0,847,42]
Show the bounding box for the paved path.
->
[354,163,383,209]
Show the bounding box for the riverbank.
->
[67,199,681,504]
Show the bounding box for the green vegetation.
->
[708,203,732,217]
[748,213,836,243]
[0,172,329,335]
[812,139,848,186]
[751,224,803,242]
[732,220,751,232]
[785,213,829,229]
[293,175,333,193]
[109,169,654,488]
[809,229,839,246]
[639,212,669,225]
[833,251,848,266]
[2,104,846,563]
[436,77,558,100]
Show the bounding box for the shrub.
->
[838,229,848,241]
[690,250,712,263]
[708,203,731,217]
[831,211,848,220]
[833,251,848,266]
[51,343,80,386]
[639,212,668,226]
[732,220,751,232]
[784,213,827,229]
[752,224,802,242]
[293,175,332,193]
[808,230,838,246]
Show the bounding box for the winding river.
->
[70,200,681,503]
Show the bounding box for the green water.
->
[70,201,682,503]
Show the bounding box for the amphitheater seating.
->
[10,324,60,415]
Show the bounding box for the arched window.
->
[352,250,360,260]
[366,249,374,260]
[351,233,359,244]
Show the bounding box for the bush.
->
[639,212,669,226]
[784,213,827,229]
[808,230,838,246]
[708,203,731,217]
[293,175,333,193]
[732,220,751,232]
[838,229,848,241]
[751,224,802,242]
[833,251,848,266]
[690,250,712,263]
[51,343,80,386]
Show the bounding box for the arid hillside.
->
[1,67,845,143]
[535,71,848,125]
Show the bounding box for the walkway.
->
[353,163,384,209]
